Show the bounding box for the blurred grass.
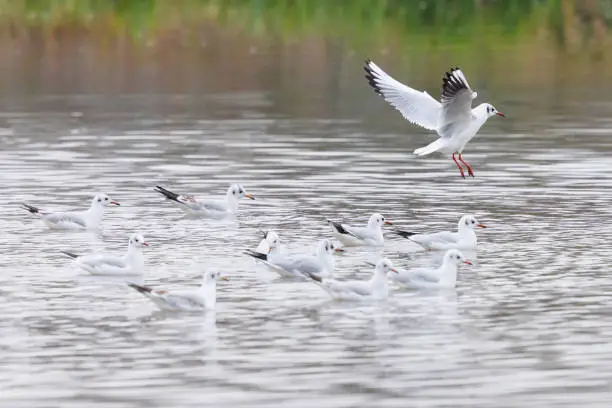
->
[0,0,608,51]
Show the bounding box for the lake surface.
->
[2,30,612,408]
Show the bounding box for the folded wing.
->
[45,212,87,228]
[323,279,372,297]
[396,268,440,284]
[412,231,457,244]
[165,291,207,309]
[198,199,228,213]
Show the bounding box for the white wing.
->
[328,220,361,239]
[411,231,458,246]
[395,267,440,285]
[79,253,127,268]
[44,211,87,229]
[163,291,207,310]
[439,68,477,136]
[320,279,372,298]
[77,253,136,275]
[196,199,228,213]
[289,256,325,276]
[364,60,441,131]
[272,254,324,278]
[344,225,374,241]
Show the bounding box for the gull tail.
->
[154,186,181,203]
[327,220,350,235]
[396,230,417,239]
[127,282,153,295]
[304,271,323,283]
[414,138,446,157]
[60,251,80,259]
[21,203,41,215]
[244,250,268,262]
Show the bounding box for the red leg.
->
[458,153,474,177]
[452,153,465,178]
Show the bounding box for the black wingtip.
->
[304,272,322,283]
[244,250,268,262]
[60,250,79,259]
[441,66,468,101]
[327,220,352,236]
[154,185,180,202]
[396,230,417,239]
[21,203,40,214]
[363,60,383,96]
[128,282,153,294]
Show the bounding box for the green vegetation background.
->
[0,0,609,50]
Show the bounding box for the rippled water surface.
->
[3,58,612,407]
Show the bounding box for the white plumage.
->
[21,193,120,230]
[61,233,148,276]
[364,60,504,177]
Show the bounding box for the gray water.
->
[3,46,612,407]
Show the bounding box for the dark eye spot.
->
[98,198,102,202]
[105,197,109,201]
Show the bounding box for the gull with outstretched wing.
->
[364,60,505,178]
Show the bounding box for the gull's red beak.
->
[384,221,393,226]
[110,201,120,206]
[334,247,345,253]
[142,242,149,247]
[391,268,398,273]
[477,224,486,229]
[464,260,473,265]
[245,194,255,200]
[496,112,505,117]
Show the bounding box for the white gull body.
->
[21,193,120,230]
[364,60,504,177]
[392,249,471,289]
[61,233,148,276]
[254,230,281,255]
[397,214,486,251]
[306,258,398,301]
[154,183,254,218]
[246,238,341,280]
[128,271,227,311]
[327,213,392,247]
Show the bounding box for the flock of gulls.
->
[20,60,499,312]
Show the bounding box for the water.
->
[3,35,612,407]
